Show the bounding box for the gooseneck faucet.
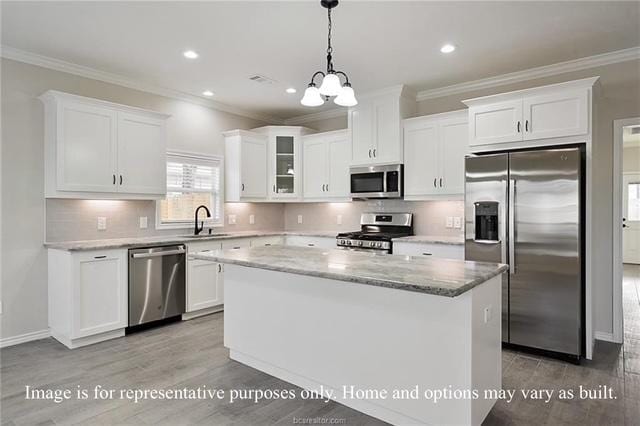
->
[194,205,211,235]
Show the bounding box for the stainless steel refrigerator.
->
[465,147,584,359]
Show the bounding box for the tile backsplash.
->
[46,198,464,242]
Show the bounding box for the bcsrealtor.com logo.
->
[292,417,346,425]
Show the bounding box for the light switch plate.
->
[297,215,303,224]
[228,214,237,225]
[139,216,148,229]
[97,217,107,231]
[249,214,255,225]
[454,217,462,229]
[337,215,342,225]
[445,217,453,228]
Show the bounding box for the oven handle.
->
[132,248,186,259]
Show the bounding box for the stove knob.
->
[357,241,363,247]
[346,240,351,246]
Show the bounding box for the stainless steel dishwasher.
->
[128,245,186,327]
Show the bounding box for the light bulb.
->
[318,72,342,96]
[300,84,324,107]
[334,84,357,107]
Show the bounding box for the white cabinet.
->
[187,258,224,312]
[40,91,169,199]
[223,130,268,201]
[403,110,468,199]
[348,86,415,166]
[393,242,464,259]
[48,248,128,349]
[464,78,596,149]
[303,130,350,200]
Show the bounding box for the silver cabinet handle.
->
[132,248,186,258]
[508,179,516,275]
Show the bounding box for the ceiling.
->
[2,1,639,120]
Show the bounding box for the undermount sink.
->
[183,233,228,239]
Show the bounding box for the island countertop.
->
[192,245,508,297]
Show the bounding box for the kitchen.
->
[1,1,640,425]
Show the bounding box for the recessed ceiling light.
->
[202,90,214,97]
[183,50,199,59]
[440,44,456,54]
[286,88,297,94]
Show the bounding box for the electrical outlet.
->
[297,215,303,224]
[454,216,462,229]
[139,216,148,229]
[228,214,237,225]
[97,217,107,231]
[337,214,342,225]
[484,306,493,323]
[249,214,255,225]
[445,217,453,228]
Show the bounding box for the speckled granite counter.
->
[192,245,507,297]
[44,231,337,251]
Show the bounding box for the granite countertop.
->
[393,235,464,245]
[44,231,338,251]
[192,245,507,297]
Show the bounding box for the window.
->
[628,182,640,221]
[156,151,223,229]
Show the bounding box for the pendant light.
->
[300,0,357,107]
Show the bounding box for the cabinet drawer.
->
[222,238,251,250]
[393,242,464,259]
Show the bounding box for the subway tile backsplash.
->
[45,199,464,242]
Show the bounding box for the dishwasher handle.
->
[131,248,186,259]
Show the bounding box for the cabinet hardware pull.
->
[322,184,325,191]
[373,149,376,157]
[265,243,271,246]
[525,120,529,132]
[218,264,222,273]
[326,184,329,192]
[94,255,107,259]
[241,183,245,191]
[517,121,521,133]
[433,178,437,188]
[119,175,123,185]
[308,243,315,247]
[233,246,241,250]
[112,174,116,185]
[422,253,432,256]
[368,149,371,158]
[439,178,443,187]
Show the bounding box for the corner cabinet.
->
[464,77,597,150]
[403,110,468,199]
[39,91,169,199]
[302,130,350,201]
[223,130,268,202]
[348,86,416,166]
[48,248,128,349]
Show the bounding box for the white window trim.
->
[155,149,225,230]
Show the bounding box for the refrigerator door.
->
[508,148,582,355]
[465,154,509,341]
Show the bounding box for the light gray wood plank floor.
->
[2,265,639,425]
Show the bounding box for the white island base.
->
[224,265,502,426]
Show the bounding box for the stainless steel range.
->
[336,213,413,254]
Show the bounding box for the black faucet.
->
[194,205,211,235]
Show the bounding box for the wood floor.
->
[2,265,639,425]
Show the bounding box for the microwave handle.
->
[383,171,387,193]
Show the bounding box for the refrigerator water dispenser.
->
[474,202,499,242]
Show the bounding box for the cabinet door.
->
[393,242,464,259]
[326,135,351,198]
[439,116,468,195]
[117,112,166,194]
[469,100,523,146]
[271,134,298,198]
[349,104,374,165]
[403,120,440,196]
[241,136,268,198]
[523,90,588,140]
[372,98,401,163]
[72,250,127,338]
[303,137,328,199]
[187,258,223,312]
[57,102,117,193]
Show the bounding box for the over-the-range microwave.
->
[349,164,403,199]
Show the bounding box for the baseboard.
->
[594,331,618,343]
[182,305,223,320]
[0,329,50,348]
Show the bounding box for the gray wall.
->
[0,58,270,341]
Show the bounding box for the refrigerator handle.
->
[501,181,508,264]
[508,179,516,275]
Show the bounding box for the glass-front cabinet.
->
[253,126,312,200]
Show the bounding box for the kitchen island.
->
[192,246,508,426]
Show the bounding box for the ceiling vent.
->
[249,74,278,85]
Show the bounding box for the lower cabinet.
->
[186,257,224,313]
[48,248,128,349]
[393,242,464,259]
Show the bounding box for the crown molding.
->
[283,107,346,125]
[416,46,640,102]
[1,45,284,124]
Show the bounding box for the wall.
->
[299,115,347,132]
[0,58,272,342]
[412,59,640,337]
[284,200,464,238]
[623,145,640,173]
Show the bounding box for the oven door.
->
[350,164,402,199]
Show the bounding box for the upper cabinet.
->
[40,91,169,199]
[348,86,416,166]
[223,130,268,202]
[403,110,468,200]
[464,77,598,150]
[302,130,350,201]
